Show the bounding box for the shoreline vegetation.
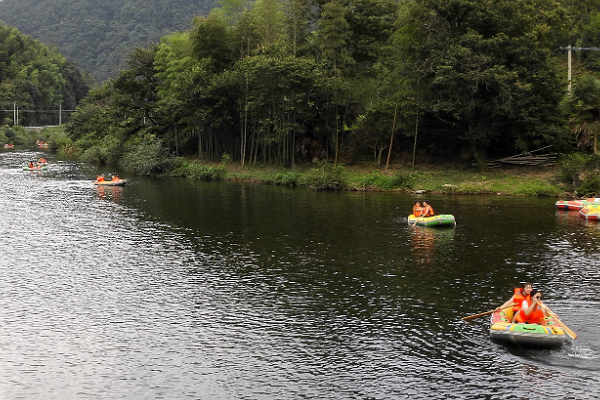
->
[3,126,597,198]
[168,157,568,197]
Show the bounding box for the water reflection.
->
[95,184,123,203]
[410,226,455,265]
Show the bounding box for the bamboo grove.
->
[65,0,600,171]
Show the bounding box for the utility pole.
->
[561,45,600,94]
[59,103,62,125]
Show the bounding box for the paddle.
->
[411,215,419,226]
[542,303,577,340]
[462,303,515,321]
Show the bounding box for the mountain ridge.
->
[0,0,218,83]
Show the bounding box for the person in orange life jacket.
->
[96,174,105,182]
[421,201,434,217]
[413,201,423,217]
[497,282,533,318]
[112,175,119,181]
[514,290,548,324]
[28,161,34,168]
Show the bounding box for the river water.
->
[0,149,599,399]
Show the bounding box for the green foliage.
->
[396,0,569,160]
[57,0,597,177]
[298,160,347,189]
[119,137,174,175]
[514,182,563,197]
[170,160,227,180]
[558,153,600,194]
[78,128,125,164]
[576,173,600,196]
[0,24,89,125]
[271,172,300,186]
[558,153,597,184]
[349,170,415,190]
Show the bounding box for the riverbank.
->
[168,159,567,197]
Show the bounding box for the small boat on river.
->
[555,200,586,210]
[408,214,456,227]
[23,166,47,171]
[3,144,14,149]
[580,204,600,221]
[94,179,127,186]
[556,198,600,211]
[490,307,566,349]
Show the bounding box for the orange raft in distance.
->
[489,307,566,349]
[94,178,127,187]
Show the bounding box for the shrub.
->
[119,137,173,175]
[515,182,562,197]
[558,153,600,188]
[576,173,600,197]
[272,172,299,186]
[170,160,227,180]
[298,160,347,189]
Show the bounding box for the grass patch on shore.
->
[169,159,566,196]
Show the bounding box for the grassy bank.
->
[34,126,599,197]
[168,159,567,197]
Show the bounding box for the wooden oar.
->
[542,303,577,340]
[462,303,515,321]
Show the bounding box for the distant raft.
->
[408,214,456,227]
[94,179,127,186]
[23,166,47,171]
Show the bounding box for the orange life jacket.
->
[422,205,434,217]
[413,205,422,217]
[512,288,530,312]
[515,302,545,324]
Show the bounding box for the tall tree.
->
[316,0,354,165]
[396,0,569,166]
[563,74,600,154]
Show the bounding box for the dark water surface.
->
[1,149,599,399]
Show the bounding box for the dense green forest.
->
[61,0,600,173]
[0,0,218,82]
[0,24,89,126]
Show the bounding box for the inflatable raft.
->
[490,307,566,349]
[556,198,600,211]
[580,204,600,221]
[555,200,585,210]
[408,214,456,227]
[23,166,47,171]
[94,179,127,186]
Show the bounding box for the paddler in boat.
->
[28,161,34,168]
[111,174,120,181]
[96,174,105,182]
[497,282,533,321]
[513,290,549,324]
[421,201,435,217]
[413,201,423,217]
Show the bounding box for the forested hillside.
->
[39,0,600,189]
[0,0,217,82]
[0,24,89,126]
